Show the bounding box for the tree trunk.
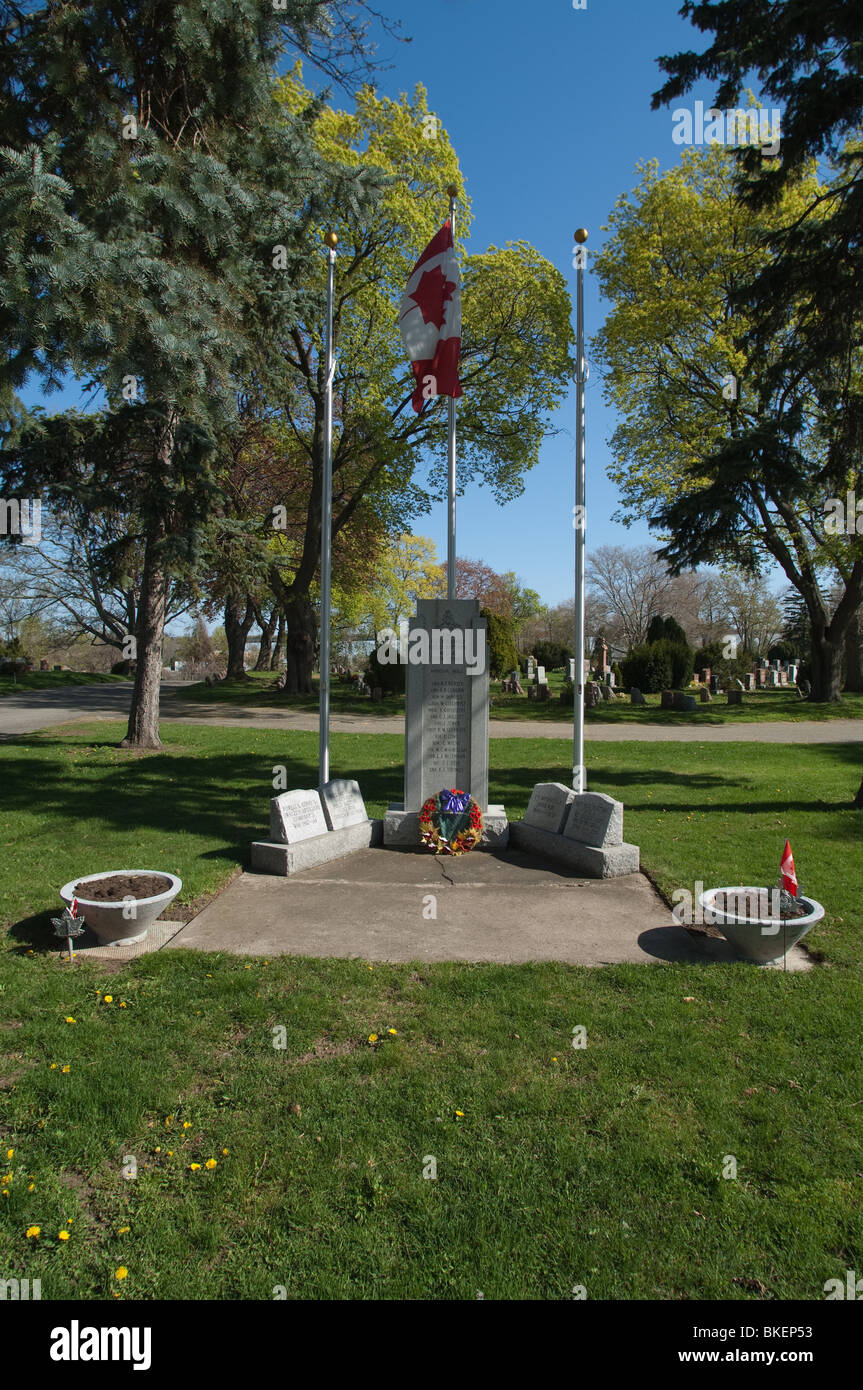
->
[271,611,286,670]
[121,524,167,749]
[283,591,317,694]
[807,626,844,702]
[844,606,863,693]
[224,594,254,680]
[252,602,278,672]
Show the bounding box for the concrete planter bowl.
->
[60,870,182,947]
[697,886,824,964]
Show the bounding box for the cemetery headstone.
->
[269,789,328,844]
[699,686,711,703]
[563,791,623,848]
[672,691,697,711]
[536,665,546,685]
[524,782,575,835]
[727,689,743,705]
[630,686,646,705]
[660,689,674,709]
[320,778,368,831]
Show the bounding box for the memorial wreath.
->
[419,788,483,855]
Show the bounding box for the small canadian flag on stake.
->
[780,840,798,897]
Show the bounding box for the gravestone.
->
[600,682,615,702]
[745,673,756,691]
[630,686,646,705]
[727,689,743,705]
[524,782,575,835]
[661,689,674,709]
[385,598,507,848]
[585,681,601,708]
[564,791,623,848]
[536,665,546,685]
[672,692,697,711]
[526,657,535,680]
[699,686,712,703]
[320,778,368,831]
[735,678,745,691]
[269,789,328,844]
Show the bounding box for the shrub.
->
[534,640,570,672]
[365,641,406,694]
[481,609,519,680]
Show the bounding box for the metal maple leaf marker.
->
[51,900,86,962]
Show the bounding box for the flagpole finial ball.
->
[324,231,338,249]
[574,228,588,244]
[446,184,458,199]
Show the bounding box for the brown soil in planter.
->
[713,890,809,920]
[74,873,173,902]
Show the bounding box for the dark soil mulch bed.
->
[73,872,173,902]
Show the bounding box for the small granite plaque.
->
[563,791,623,848]
[524,781,574,835]
[320,778,367,831]
[269,789,328,844]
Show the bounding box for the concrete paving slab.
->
[57,918,185,962]
[167,849,813,969]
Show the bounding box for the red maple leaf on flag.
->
[409,264,456,329]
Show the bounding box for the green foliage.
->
[481,609,519,680]
[365,642,405,694]
[533,641,570,672]
[647,614,687,645]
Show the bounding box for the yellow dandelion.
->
[26,1226,40,1239]
[387,1028,397,1036]
[182,1121,191,1129]
[1,1173,11,1183]
[205,1158,217,1169]
[28,1184,34,1192]
[5,1149,12,1160]
[115,1267,128,1281]
[368,1033,378,1043]
[58,1230,70,1241]
[61,1065,71,1073]
[119,1001,127,1009]
[2,1190,9,1198]
[50,1063,57,1070]
[189,1163,201,1171]
[222,1148,229,1156]
[154,1147,161,1154]
[103,995,113,1004]
[65,1016,76,1024]
[455,1110,465,1118]
[118,1227,130,1234]
[167,1150,173,1157]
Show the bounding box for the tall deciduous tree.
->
[261,72,574,691]
[593,148,862,700]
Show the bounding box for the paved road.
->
[2,681,862,742]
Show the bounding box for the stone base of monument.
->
[383,803,510,850]
[251,819,383,875]
[509,822,639,877]
[508,782,639,879]
[251,779,382,877]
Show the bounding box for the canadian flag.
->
[780,840,798,897]
[399,219,462,413]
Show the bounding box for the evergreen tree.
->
[0,1,386,745]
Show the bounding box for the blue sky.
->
[18,0,750,612]
[371,0,723,604]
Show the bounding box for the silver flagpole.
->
[319,230,337,788]
[446,185,458,601]
[573,228,588,794]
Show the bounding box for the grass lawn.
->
[1,723,861,1299]
[174,670,863,725]
[0,671,129,698]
